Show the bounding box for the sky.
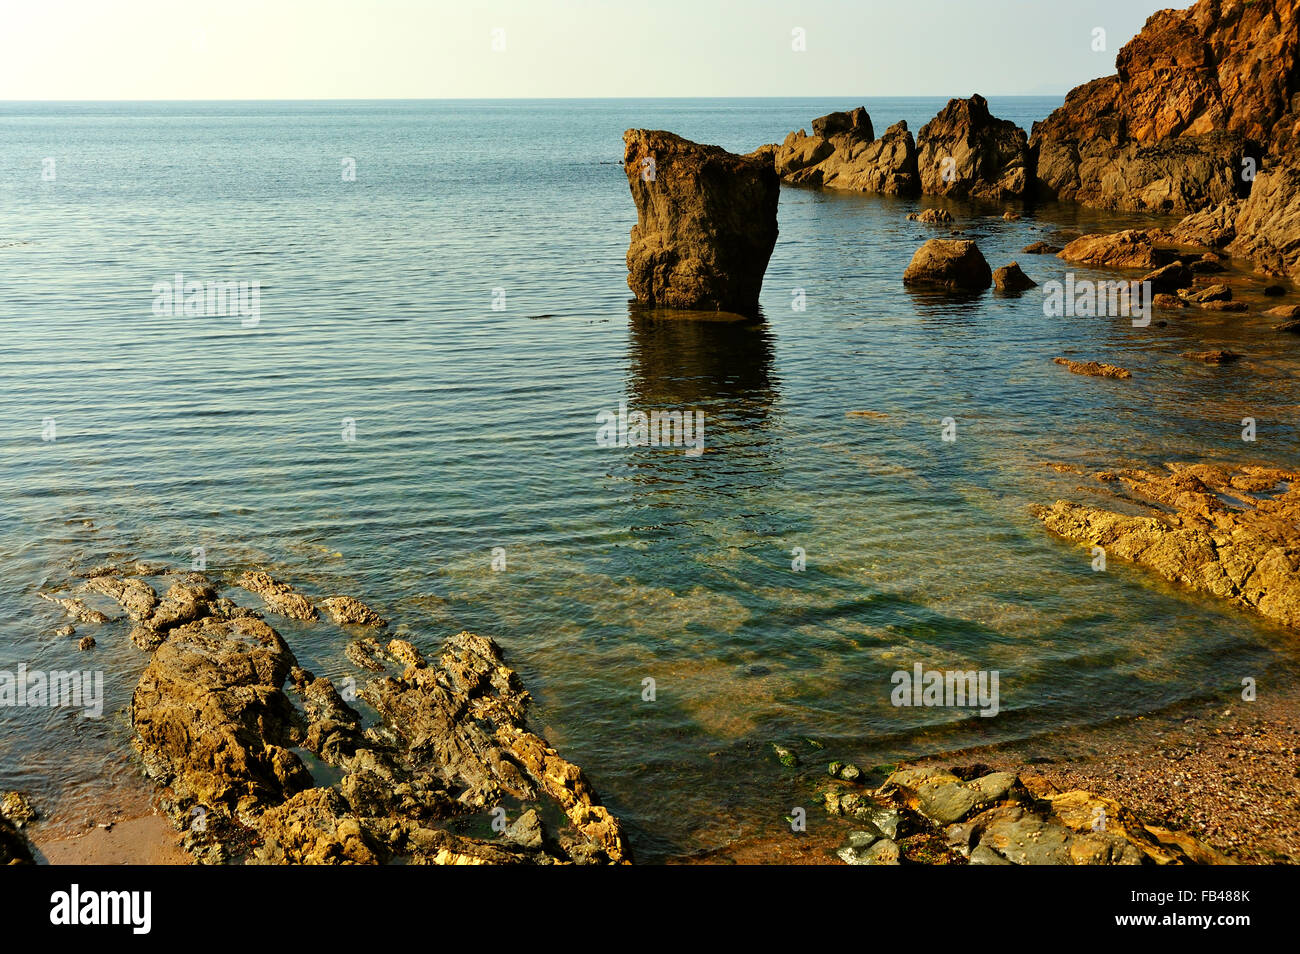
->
[0,0,1182,100]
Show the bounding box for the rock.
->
[54,624,74,638]
[624,128,778,316]
[320,595,386,627]
[916,94,1033,199]
[505,808,547,850]
[993,262,1037,293]
[1002,211,1021,221]
[1034,463,1300,629]
[1053,358,1132,380]
[1197,299,1248,311]
[907,208,954,224]
[1058,229,1167,269]
[0,814,33,865]
[1153,293,1187,309]
[1228,158,1300,281]
[77,635,95,651]
[131,614,312,819]
[237,570,318,621]
[129,577,220,651]
[1182,350,1243,363]
[83,575,158,620]
[969,844,1013,865]
[1030,0,1296,212]
[252,787,382,865]
[1140,261,1194,293]
[1276,319,1300,333]
[902,239,992,290]
[1,792,37,826]
[1266,304,1300,319]
[1189,257,1226,273]
[827,761,844,778]
[38,592,111,625]
[1185,283,1232,303]
[1022,241,1062,254]
[765,110,920,195]
[1265,284,1286,296]
[345,636,389,672]
[1172,200,1241,248]
[839,763,862,782]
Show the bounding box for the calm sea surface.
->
[2,99,1298,860]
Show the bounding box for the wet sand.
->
[35,814,191,865]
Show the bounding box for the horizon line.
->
[0,93,1073,104]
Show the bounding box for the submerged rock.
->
[623,128,778,316]
[916,94,1033,200]
[1053,357,1131,380]
[320,595,386,627]
[907,208,953,224]
[902,239,992,290]
[1022,241,1062,254]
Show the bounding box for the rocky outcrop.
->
[902,239,992,290]
[1030,0,1297,213]
[916,94,1034,200]
[1057,229,1174,269]
[764,108,921,195]
[623,129,778,316]
[237,570,318,620]
[824,765,1226,865]
[1035,463,1300,629]
[68,561,636,865]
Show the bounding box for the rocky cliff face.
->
[915,95,1034,200]
[1031,0,1298,212]
[766,107,921,195]
[623,129,779,316]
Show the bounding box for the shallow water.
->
[2,98,1298,861]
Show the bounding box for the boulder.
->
[916,94,1033,199]
[902,239,992,290]
[624,129,779,316]
[1140,261,1194,293]
[993,262,1037,292]
[1058,229,1167,269]
[907,208,954,224]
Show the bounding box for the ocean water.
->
[2,98,1298,861]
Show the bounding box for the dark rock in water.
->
[78,635,95,651]
[1275,319,1300,332]
[1053,358,1132,380]
[1265,285,1286,296]
[345,636,389,672]
[1185,283,1232,303]
[993,262,1037,293]
[916,94,1033,200]
[1154,293,1187,309]
[761,109,920,196]
[623,128,778,316]
[1141,261,1194,293]
[903,239,992,290]
[1030,0,1296,212]
[0,814,33,864]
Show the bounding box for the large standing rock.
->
[623,129,778,316]
[1030,0,1297,212]
[763,108,921,195]
[902,239,992,290]
[916,94,1034,200]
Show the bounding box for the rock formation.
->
[916,94,1034,200]
[762,108,921,195]
[1031,0,1298,213]
[1035,463,1300,630]
[623,129,778,316]
[902,239,993,290]
[993,262,1037,292]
